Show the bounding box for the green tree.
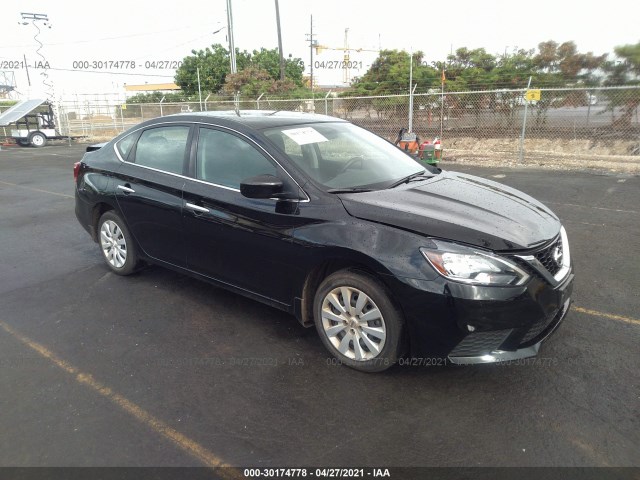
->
[126,92,190,103]
[248,48,305,85]
[533,40,605,86]
[603,41,640,127]
[175,44,305,96]
[175,44,236,94]
[445,48,498,90]
[349,49,441,96]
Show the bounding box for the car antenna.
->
[267,110,280,116]
[234,105,241,117]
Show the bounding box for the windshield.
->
[262,122,433,190]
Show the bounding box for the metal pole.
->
[440,64,445,139]
[408,50,413,132]
[226,0,238,111]
[23,53,31,86]
[204,93,211,111]
[275,0,285,81]
[324,90,332,115]
[310,15,314,91]
[518,76,532,163]
[197,68,203,111]
[257,92,264,109]
[112,105,118,135]
[160,96,165,117]
[227,0,237,74]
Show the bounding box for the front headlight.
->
[420,241,530,286]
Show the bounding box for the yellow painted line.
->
[0,320,242,478]
[573,306,640,326]
[0,180,73,199]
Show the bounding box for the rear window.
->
[116,133,136,160]
[133,126,190,175]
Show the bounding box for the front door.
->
[182,126,301,304]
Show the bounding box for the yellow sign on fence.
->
[525,89,541,101]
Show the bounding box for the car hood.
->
[339,171,560,251]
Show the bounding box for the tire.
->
[313,269,403,372]
[97,211,139,275]
[29,132,47,148]
[17,139,30,147]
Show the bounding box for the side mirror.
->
[240,174,285,199]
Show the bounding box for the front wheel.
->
[98,211,139,275]
[313,270,403,372]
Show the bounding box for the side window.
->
[134,126,190,175]
[196,128,277,189]
[116,133,136,160]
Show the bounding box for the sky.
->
[1,0,638,100]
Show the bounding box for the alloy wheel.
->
[100,220,127,268]
[320,286,386,361]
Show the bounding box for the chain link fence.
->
[56,86,640,165]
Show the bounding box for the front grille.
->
[534,236,563,276]
[520,301,568,345]
[449,329,512,357]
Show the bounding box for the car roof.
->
[159,110,347,129]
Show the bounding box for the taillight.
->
[73,162,81,182]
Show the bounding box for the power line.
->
[0,24,214,49]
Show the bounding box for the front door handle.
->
[185,202,209,214]
[117,184,135,194]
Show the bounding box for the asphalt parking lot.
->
[0,143,638,469]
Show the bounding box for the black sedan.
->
[74,111,574,372]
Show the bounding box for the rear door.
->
[114,124,192,267]
[182,126,301,304]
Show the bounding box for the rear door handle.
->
[117,184,135,194]
[185,202,209,214]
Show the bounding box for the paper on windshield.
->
[282,127,328,145]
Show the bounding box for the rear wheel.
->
[29,132,47,148]
[98,211,139,275]
[313,270,403,372]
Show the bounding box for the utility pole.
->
[305,15,316,91]
[226,0,236,74]
[226,0,238,111]
[274,0,285,81]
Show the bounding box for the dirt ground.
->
[439,137,640,174]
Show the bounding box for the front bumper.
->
[385,262,574,361]
[447,297,571,364]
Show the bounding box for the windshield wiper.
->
[327,187,374,194]
[386,171,431,189]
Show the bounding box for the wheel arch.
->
[296,251,402,328]
[90,201,117,242]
